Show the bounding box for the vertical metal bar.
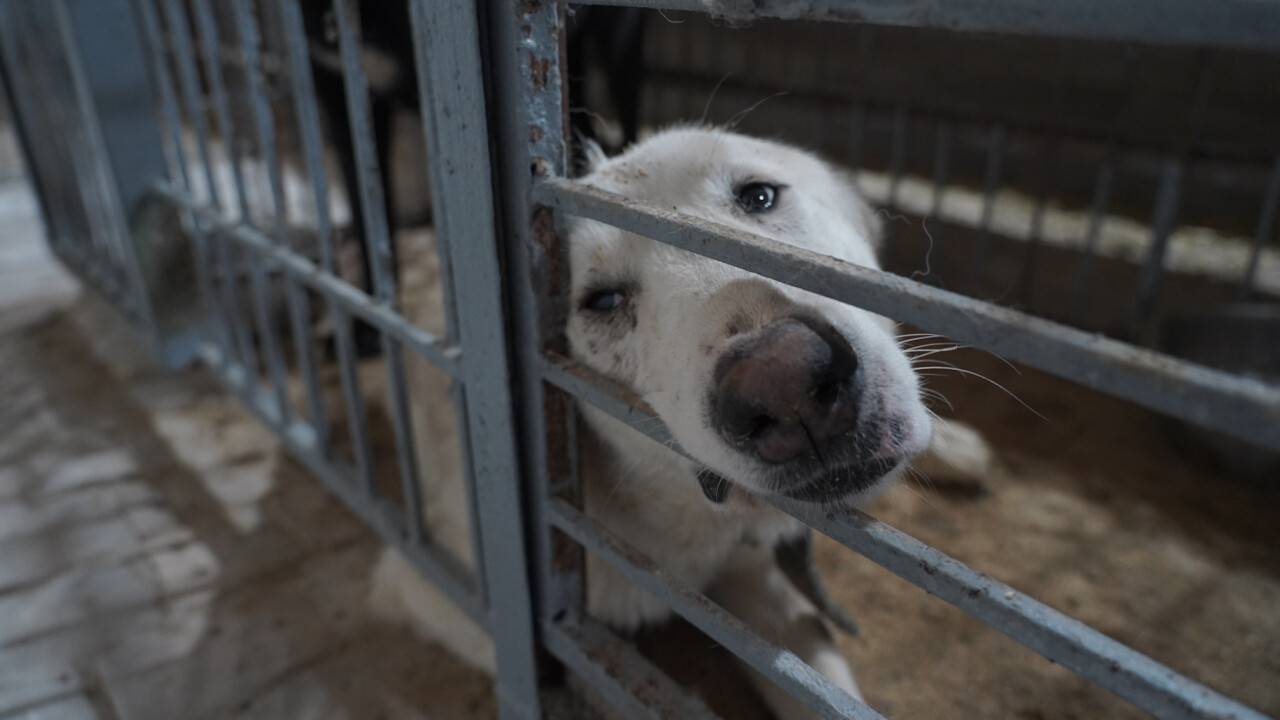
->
[190,0,259,375]
[0,5,63,252]
[489,0,583,627]
[274,0,375,488]
[155,0,239,362]
[228,0,298,425]
[0,9,59,250]
[407,0,471,547]
[968,124,1006,281]
[848,102,865,189]
[134,0,190,196]
[160,0,221,211]
[1070,153,1115,312]
[190,0,251,220]
[1131,156,1183,342]
[925,121,951,283]
[65,0,170,231]
[332,0,424,518]
[929,122,951,220]
[1241,154,1280,298]
[414,1,545,717]
[144,0,259,372]
[887,106,909,209]
[448,382,489,596]
[60,0,162,339]
[880,106,910,246]
[1017,139,1058,305]
[51,2,120,274]
[228,0,327,445]
[331,0,393,302]
[406,72,461,345]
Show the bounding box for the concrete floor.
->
[0,144,494,719]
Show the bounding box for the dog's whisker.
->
[896,332,946,344]
[906,345,964,359]
[900,467,941,511]
[910,350,963,363]
[919,387,955,413]
[700,72,733,126]
[724,91,789,131]
[912,365,1046,421]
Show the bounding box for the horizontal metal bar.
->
[540,352,1270,720]
[542,616,721,720]
[154,185,462,377]
[533,178,1280,451]
[1241,155,1280,297]
[765,501,1272,720]
[548,499,884,720]
[197,343,488,630]
[568,0,1280,52]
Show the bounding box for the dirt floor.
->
[817,351,1280,719]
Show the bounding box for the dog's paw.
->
[913,417,997,497]
[368,549,495,674]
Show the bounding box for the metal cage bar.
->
[1242,155,1280,298]
[566,0,1280,52]
[550,500,883,720]
[407,1,544,717]
[539,351,1270,720]
[533,177,1280,451]
[6,0,1278,718]
[219,0,330,447]
[542,616,720,720]
[331,0,430,531]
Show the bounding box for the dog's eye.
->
[581,288,627,313]
[735,182,778,214]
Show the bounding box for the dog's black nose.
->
[711,317,860,464]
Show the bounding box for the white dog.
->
[373,126,980,719]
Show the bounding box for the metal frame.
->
[2,0,1276,718]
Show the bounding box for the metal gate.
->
[2,1,1277,718]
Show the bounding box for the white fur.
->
[372,127,951,718]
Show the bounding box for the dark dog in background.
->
[299,3,646,355]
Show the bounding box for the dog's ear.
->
[838,170,884,252]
